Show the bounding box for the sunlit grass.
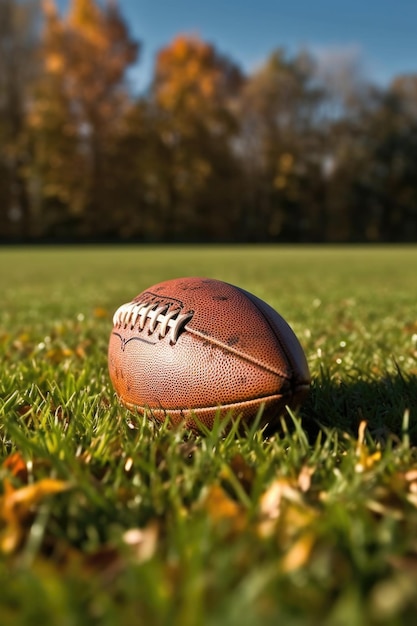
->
[1,244,417,625]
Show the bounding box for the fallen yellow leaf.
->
[0,478,71,554]
[46,347,73,363]
[281,530,316,573]
[202,484,246,534]
[298,465,315,492]
[258,478,302,538]
[355,420,382,473]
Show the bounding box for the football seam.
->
[235,288,302,383]
[186,326,291,380]
[120,391,290,415]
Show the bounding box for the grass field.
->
[1,245,417,625]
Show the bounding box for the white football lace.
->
[113,300,194,343]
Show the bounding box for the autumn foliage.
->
[1,0,417,242]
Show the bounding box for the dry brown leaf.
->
[228,453,255,493]
[84,546,120,571]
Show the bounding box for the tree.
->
[0,0,41,239]
[27,0,138,238]
[149,35,243,240]
[368,78,417,241]
[326,77,417,242]
[237,49,327,241]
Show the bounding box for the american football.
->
[108,277,310,431]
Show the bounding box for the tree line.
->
[1,0,417,243]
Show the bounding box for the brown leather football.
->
[108,277,310,431]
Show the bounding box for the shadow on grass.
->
[300,369,417,445]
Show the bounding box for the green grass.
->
[1,244,417,625]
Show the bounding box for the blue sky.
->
[59,0,417,91]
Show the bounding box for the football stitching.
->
[113,300,194,344]
[111,332,157,348]
[113,299,291,380]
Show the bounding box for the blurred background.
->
[1,0,417,243]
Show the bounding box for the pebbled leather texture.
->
[108,277,310,431]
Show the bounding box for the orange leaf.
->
[93,307,108,318]
[2,453,28,482]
